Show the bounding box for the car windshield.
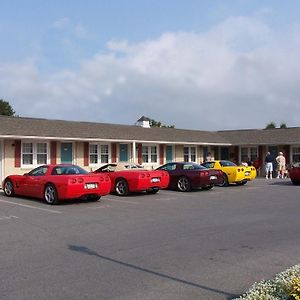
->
[51,165,88,175]
[202,162,215,169]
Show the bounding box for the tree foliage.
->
[265,122,276,129]
[149,118,175,128]
[280,122,287,129]
[0,99,16,116]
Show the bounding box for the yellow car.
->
[201,160,256,186]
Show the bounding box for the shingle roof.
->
[217,128,300,145]
[0,115,230,145]
[1,115,300,145]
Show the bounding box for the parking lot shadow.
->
[68,244,236,299]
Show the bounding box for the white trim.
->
[21,140,50,168]
[88,142,111,167]
[183,145,197,162]
[0,135,231,146]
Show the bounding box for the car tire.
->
[44,184,59,205]
[115,179,129,196]
[202,185,213,190]
[177,176,191,192]
[219,173,229,187]
[4,179,15,197]
[146,188,159,194]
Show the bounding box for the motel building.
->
[1,115,300,183]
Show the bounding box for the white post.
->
[132,141,136,163]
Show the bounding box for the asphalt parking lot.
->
[0,178,300,300]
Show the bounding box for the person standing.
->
[265,152,274,179]
[205,152,212,162]
[276,152,286,179]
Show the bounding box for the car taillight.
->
[99,176,104,182]
[78,178,84,183]
[69,178,77,184]
[200,171,209,177]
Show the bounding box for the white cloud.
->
[1,15,300,130]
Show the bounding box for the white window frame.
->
[89,143,111,166]
[240,146,258,163]
[141,144,158,164]
[292,146,300,164]
[21,141,50,168]
[183,146,197,162]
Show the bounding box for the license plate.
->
[245,172,250,176]
[210,175,217,180]
[85,183,97,189]
[151,177,160,183]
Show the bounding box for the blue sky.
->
[1,1,300,129]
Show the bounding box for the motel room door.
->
[119,144,129,162]
[166,145,173,163]
[61,143,73,164]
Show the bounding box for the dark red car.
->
[2,164,111,204]
[157,162,223,192]
[289,165,300,185]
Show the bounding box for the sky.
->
[1,0,300,130]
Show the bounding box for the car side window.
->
[183,164,195,170]
[160,164,177,171]
[202,162,215,169]
[29,166,48,176]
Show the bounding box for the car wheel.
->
[146,188,159,194]
[115,179,129,196]
[202,185,213,190]
[44,184,59,205]
[218,174,229,187]
[177,176,191,192]
[4,179,15,197]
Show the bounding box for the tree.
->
[265,122,276,129]
[0,99,16,116]
[149,118,175,128]
[280,122,287,129]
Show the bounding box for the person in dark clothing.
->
[265,152,274,179]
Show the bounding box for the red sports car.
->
[93,163,169,196]
[2,164,111,205]
[289,164,300,185]
[157,162,223,192]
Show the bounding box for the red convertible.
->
[93,163,169,196]
[2,164,111,205]
[157,162,223,192]
[289,164,300,185]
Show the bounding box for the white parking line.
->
[105,198,139,204]
[0,215,19,221]
[87,204,113,209]
[0,199,62,214]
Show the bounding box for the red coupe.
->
[289,164,300,185]
[157,162,223,192]
[2,164,111,205]
[93,163,169,196]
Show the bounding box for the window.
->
[89,144,110,164]
[159,163,177,171]
[292,147,300,163]
[22,142,48,166]
[241,147,258,163]
[89,144,98,164]
[28,166,48,176]
[183,146,197,162]
[142,145,158,163]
